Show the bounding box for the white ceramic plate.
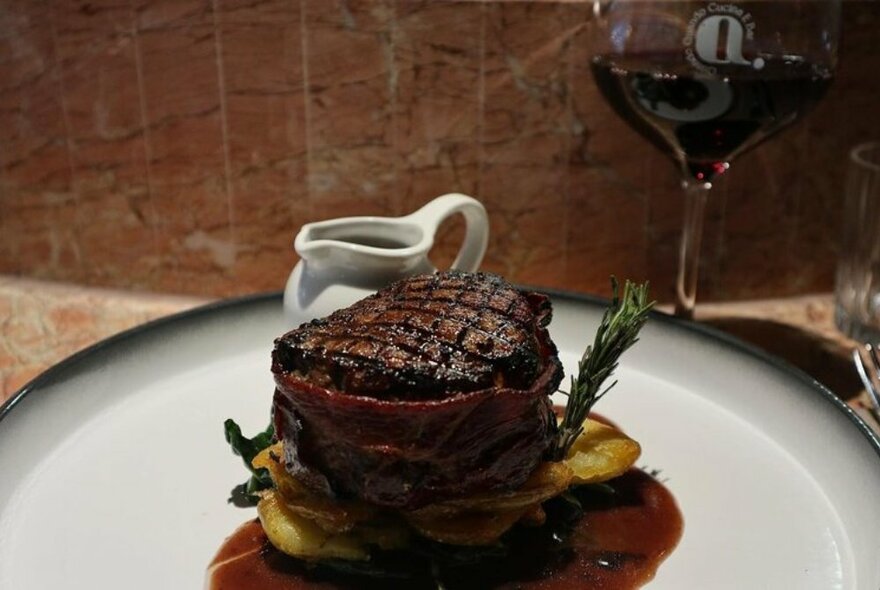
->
[1,293,879,589]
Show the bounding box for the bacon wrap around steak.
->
[271,271,564,509]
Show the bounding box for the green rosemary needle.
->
[552,278,654,461]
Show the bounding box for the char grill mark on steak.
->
[291,324,481,386]
[274,272,545,400]
[390,275,534,327]
[367,300,529,349]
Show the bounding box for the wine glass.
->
[591,0,840,317]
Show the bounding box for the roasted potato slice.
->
[412,461,573,518]
[257,490,369,561]
[564,418,641,485]
[402,463,573,545]
[355,517,411,551]
[405,506,530,546]
[255,418,639,554]
[253,443,374,533]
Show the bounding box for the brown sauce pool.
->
[207,468,682,590]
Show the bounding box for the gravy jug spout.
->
[294,217,425,270]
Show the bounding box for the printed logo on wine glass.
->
[631,76,733,124]
[683,3,764,75]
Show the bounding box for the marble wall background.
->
[1,0,879,303]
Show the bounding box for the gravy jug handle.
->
[404,193,489,272]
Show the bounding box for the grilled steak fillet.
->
[271,271,564,509]
[273,272,553,400]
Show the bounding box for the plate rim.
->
[2,288,878,460]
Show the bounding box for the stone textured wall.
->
[1,0,879,303]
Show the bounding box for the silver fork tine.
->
[853,345,880,417]
[868,343,880,379]
[853,348,871,393]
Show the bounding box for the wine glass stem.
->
[674,180,711,319]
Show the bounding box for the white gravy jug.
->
[283,193,489,327]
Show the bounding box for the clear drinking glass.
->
[591,1,841,317]
[836,142,880,342]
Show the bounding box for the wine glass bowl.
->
[591,1,840,316]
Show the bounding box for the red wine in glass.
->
[591,53,833,183]
[590,1,839,318]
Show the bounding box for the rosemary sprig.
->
[552,278,654,461]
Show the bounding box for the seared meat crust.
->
[273,272,553,400]
[271,271,563,508]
